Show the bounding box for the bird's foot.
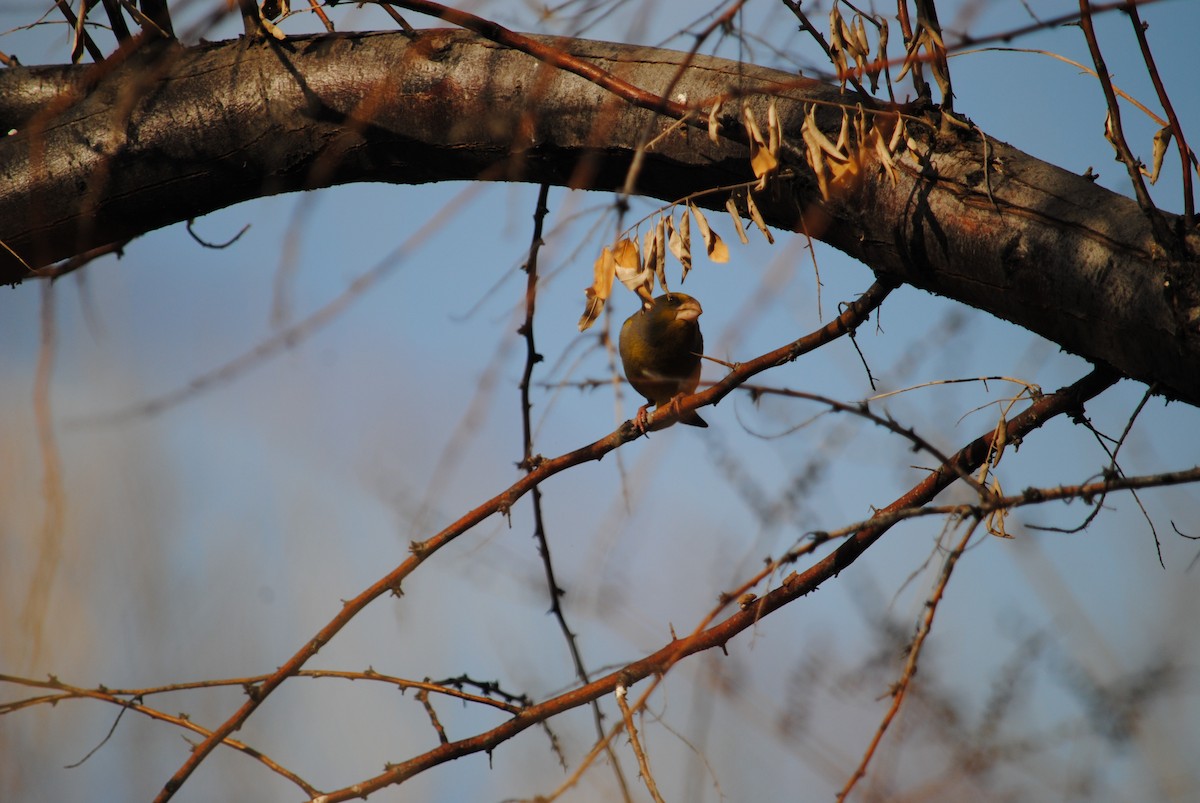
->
[634,403,653,434]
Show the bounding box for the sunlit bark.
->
[1,30,1197,402]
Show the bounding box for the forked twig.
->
[837,517,980,801]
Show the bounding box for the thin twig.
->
[615,684,666,803]
[306,0,335,33]
[837,518,980,801]
[53,0,105,63]
[518,183,632,798]
[381,0,688,117]
[0,673,319,796]
[415,689,448,744]
[1076,0,1168,242]
[186,219,250,250]
[1126,3,1195,225]
[0,669,527,716]
[100,0,131,42]
[29,240,128,281]
[1028,384,1165,567]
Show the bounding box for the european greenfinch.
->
[619,293,708,429]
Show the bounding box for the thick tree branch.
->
[1,29,1197,403]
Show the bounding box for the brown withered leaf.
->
[767,99,781,161]
[689,203,729,264]
[744,105,778,190]
[1146,126,1172,184]
[653,216,668,293]
[614,237,653,303]
[708,98,723,144]
[667,208,693,280]
[577,246,616,331]
[829,6,849,89]
[745,192,774,244]
[726,196,749,245]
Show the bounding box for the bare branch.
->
[1126,3,1196,225]
[150,280,894,802]
[305,368,1118,802]
[838,518,980,801]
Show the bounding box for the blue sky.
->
[2,2,1198,801]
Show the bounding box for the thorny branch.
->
[150,280,895,802]
[0,672,319,797]
[516,184,632,798]
[838,518,980,801]
[616,684,666,803]
[306,368,1119,802]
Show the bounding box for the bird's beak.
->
[675,297,703,321]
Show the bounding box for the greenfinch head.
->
[619,293,707,428]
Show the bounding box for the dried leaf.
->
[642,226,655,275]
[991,414,1008,467]
[986,478,1012,538]
[1147,126,1172,184]
[653,216,668,292]
[1103,110,1118,150]
[806,106,848,162]
[871,125,900,184]
[802,129,831,200]
[613,237,653,303]
[577,246,616,331]
[669,207,693,279]
[708,231,730,263]
[835,108,850,153]
[896,29,925,84]
[888,113,905,152]
[689,203,729,263]
[829,7,849,88]
[853,15,870,62]
[689,202,711,248]
[745,193,774,244]
[828,156,862,195]
[725,196,749,245]
[864,15,886,92]
[744,105,778,189]
[742,104,764,146]
[838,11,867,89]
[855,15,880,92]
[708,99,723,144]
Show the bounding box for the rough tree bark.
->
[1,30,1197,403]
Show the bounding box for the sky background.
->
[2,1,1199,801]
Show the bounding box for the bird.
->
[619,292,708,429]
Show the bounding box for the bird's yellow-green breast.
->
[619,293,707,427]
